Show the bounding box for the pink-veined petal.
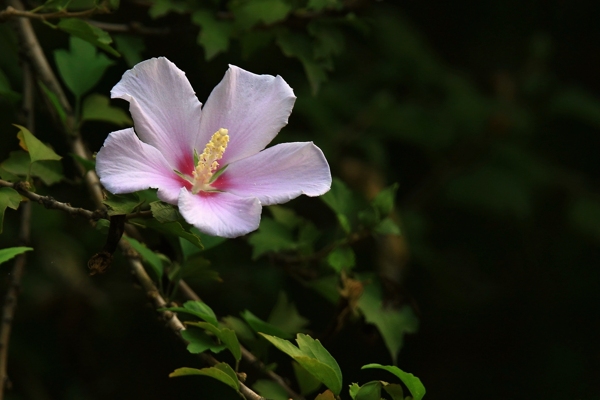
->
[197,65,296,165]
[178,189,262,238]
[220,142,331,205]
[111,57,200,172]
[96,128,185,204]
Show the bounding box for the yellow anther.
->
[191,128,229,194]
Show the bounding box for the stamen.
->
[191,128,229,194]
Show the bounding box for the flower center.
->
[191,128,229,194]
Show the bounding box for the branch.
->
[88,20,170,35]
[0,5,109,22]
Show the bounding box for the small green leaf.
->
[38,81,67,125]
[221,316,256,343]
[230,0,292,30]
[179,227,226,260]
[373,218,401,236]
[15,125,62,163]
[247,217,296,259]
[354,381,382,400]
[192,10,233,60]
[268,291,309,335]
[252,379,288,400]
[372,183,398,217]
[382,383,404,400]
[103,192,143,215]
[326,245,355,272]
[56,19,120,57]
[70,153,96,173]
[361,364,425,400]
[242,310,292,339]
[0,246,32,266]
[123,237,163,282]
[0,187,22,234]
[296,334,342,392]
[181,327,226,354]
[169,363,239,392]
[54,36,115,98]
[349,383,360,399]
[258,333,303,358]
[113,35,145,67]
[357,279,419,364]
[320,178,357,233]
[81,93,132,126]
[187,321,241,363]
[149,201,180,223]
[37,0,72,12]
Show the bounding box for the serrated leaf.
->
[320,178,357,233]
[349,382,360,399]
[169,363,239,391]
[231,0,292,30]
[372,183,398,217]
[56,19,120,57]
[361,364,425,400]
[242,310,292,339]
[192,10,233,60]
[113,35,145,67]
[54,36,115,98]
[183,300,219,326]
[0,187,22,234]
[373,218,401,236]
[81,93,132,126]
[268,291,309,335]
[148,0,189,19]
[181,327,227,354]
[260,333,342,395]
[252,379,288,400]
[354,381,382,400]
[3,149,66,185]
[123,236,163,281]
[132,218,203,249]
[103,192,142,215]
[276,29,327,94]
[15,125,62,163]
[0,246,33,266]
[247,217,296,259]
[382,383,404,400]
[326,245,355,272]
[357,280,419,364]
[180,227,226,260]
[187,321,241,363]
[148,201,180,223]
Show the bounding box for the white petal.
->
[197,65,296,165]
[96,128,185,204]
[111,57,200,172]
[178,189,262,238]
[221,142,331,205]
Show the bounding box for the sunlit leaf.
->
[0,246,32,266]
[56,19,120,57]
[362,364,426,400]
[15,125,61,163]
[181,327,226,354]
[54,36,115,98]
[169,363,239,392]
[0,187,22,234]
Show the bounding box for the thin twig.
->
[0,5,109,22]
[88,20,170,35]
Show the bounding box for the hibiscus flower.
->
[96,57,331,238]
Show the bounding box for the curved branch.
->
[0,5,109,22]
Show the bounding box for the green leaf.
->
[349,383,360,399]
[307,0,340,11]
[293,361,323,395]
[192,10,233,60]
[0,68,20,103]
[113,35,145,67]
[123,237,163,282]
[37,0,72,12]
[56,19,120,57]
[320,178,356,233]
[1,150,63,185]
[314,389,336,400]
[252,379,288,400]
[149,201,180,223]
[180,228,226,260]
[0,187,22,234]
[373,218,401,236]
[326,245,355,272]
[0,166,19,183]
[247,217,296,259]
[0,246,32,266]
[15,125,62,163]
[221,316,256,343]
[103,192,143,215]
[132,218,203,249]
[230,0,292,30]
[81,93,132,126]
[357,279,418,364]
[268,291,309,335]
[38,81,67,125]
[276,29,327,94]
[382,383,404,400]
[169,363,240,392]
[372,183,398,217]
[242,310,292,339]
[54,35,115,98]
[361,364,425,400]
[181,327,226,354]
[260,333,343,395]
[187,321,241,363]
[354,381,382,400]
[148,0,189,19]
[70,153,96,173]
